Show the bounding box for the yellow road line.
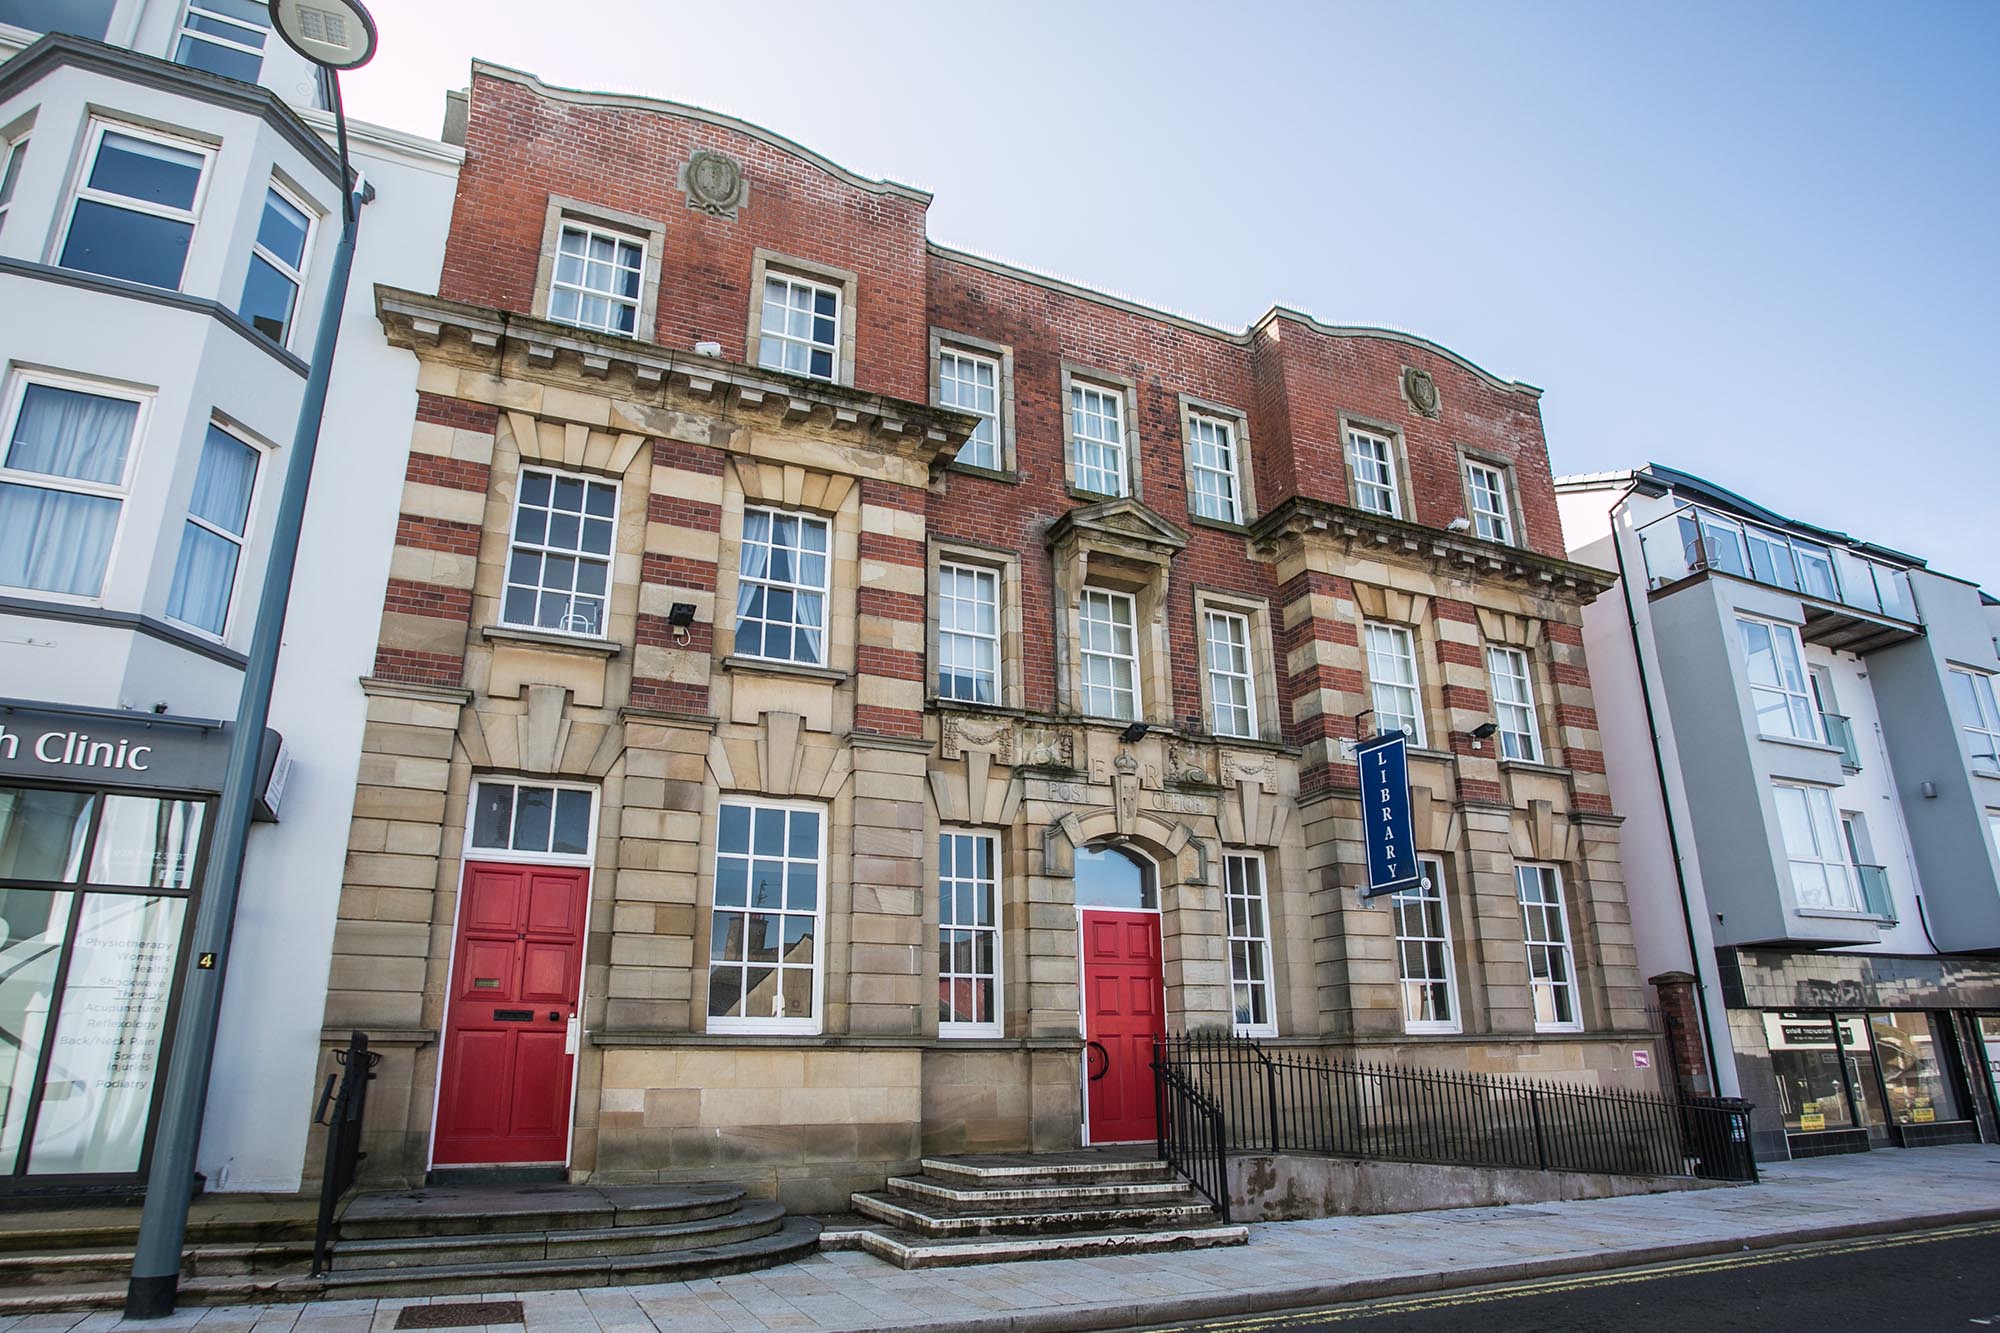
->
[1142,1220,2000,1332]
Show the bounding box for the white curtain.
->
[797,587,824,664]
[165,428,257,633]
[735,508,771,627]
[0,385,136,596]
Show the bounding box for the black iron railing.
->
[310,1031,378,1276]
[1152,1046,1232,1221]
[1156,1034,1755,1184]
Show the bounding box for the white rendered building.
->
[1560,465,2000,1161]
[0,0,458,1194]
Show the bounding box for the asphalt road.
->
[1137,1222,2000,1332]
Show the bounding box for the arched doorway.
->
[1075,843,1163,1144]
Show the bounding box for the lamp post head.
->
[271,0,378,70]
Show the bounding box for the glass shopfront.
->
[1762,1008,1972,1146]
[0,783,206,1182]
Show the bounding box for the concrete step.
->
[919,1153,1176,1188]
[850,1189,1216,1236]
[0,1241,314,1288]
[319,1215,822,1298]
[330,1200,786,1269]
[885,1174,1190,1207]
[335,1182,745,1240]
[848,1220,1249,1269]
[0,1218,823,1312]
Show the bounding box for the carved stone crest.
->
[1402,366,1440,418]
[1165,739,1213,785]
[1022,727,1076,769]
[679,150,748,219]
[940,713,1016,764]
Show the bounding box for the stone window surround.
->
[478,422,649,657]
[1454,444,1523,547]
[1059,362,1143,501]
[1177,394,1255,529]
[1192,587,1278,744]
[930,327,1017,480]
[1485,644,1543,764]
[699,794,831,1037]
[745,248,859,387]
[1351,583,1445,752]
[1517,861,1585,1034]
[926,536,1026,711]
[1338,410,1414,521]
[1051,547,1173,725]
[530,195,668,341]
[1395,853,1463,1036]
[1223,849,1277,1038]
[713,462,860,678]
[499,463,620,642]
[935,826,1004,1039]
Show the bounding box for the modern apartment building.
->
[323,60,1654,1210]
[0,2,458,1195]
[1560,465,2000,1161]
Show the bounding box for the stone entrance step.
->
[0,1182,818,1311]
[839,1149,1247,1268]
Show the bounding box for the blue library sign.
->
[1357,732,1421,898]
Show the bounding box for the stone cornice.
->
[1250,497,1617,602]
[375,286,978,476]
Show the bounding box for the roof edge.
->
[468,60,933,206]
[927,243,1244,342]
[1255,307,1542,399]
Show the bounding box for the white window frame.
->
[501,465,619,639]
[548,219,645,338]
[1345,427,1402,518]
[240,180,314,348]
[1738,616,1822,744]
[1186,412,1242,524]
[1987,810,2000,868]
[464,776,600,866]
[1078,588,1140,721]
[59,120,213,292]
[164,421,263,640]
[938,829,1002,1038]
[1772,782,1861,912]
[936,560,1000,705]
[1394,857,1460,1034]
[1204,609,1257,739]
[757,271,842,382]
[1463,458,1513,544]
[1950,669,2000,773]
[707,798,826,1036]
[0,134,27,237]
[1068,380,1128,497]
[174,0,270,81]
[0,369,150,604]
[1222,852,1276,1037]
[1516,864,1581,1033]
[733,505,831,666]
[1364,621,1425,746]
[938,348,1001,472]
[1486,645,1541,762]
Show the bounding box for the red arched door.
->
[1076,845,1164,1144]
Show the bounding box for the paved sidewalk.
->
[12,1145,2000,1333]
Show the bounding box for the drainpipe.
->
[1608,484,1726,1095]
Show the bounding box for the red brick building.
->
[322,61,1643,1208]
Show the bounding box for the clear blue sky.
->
[346,0,2000,589]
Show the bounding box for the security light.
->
[1447,517,1472,533]
[1119,721,1149,744]
[1470,721,1499,739]
[667,603,697,627]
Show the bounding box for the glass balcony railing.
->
[1820,712,1862,772]
[1854,864,1896,923]
[1636,500,1917,623]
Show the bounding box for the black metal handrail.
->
[1157,1033,1755,1184]
[310,1031,378,1276]
[1152,1042,1232,1222]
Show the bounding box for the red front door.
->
[433,861,589,1166]
[1081,909,1164,1144]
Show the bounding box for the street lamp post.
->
[126,1,379,1318]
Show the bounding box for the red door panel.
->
[433,861,590,1166]
[1082,909,1164,1144]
